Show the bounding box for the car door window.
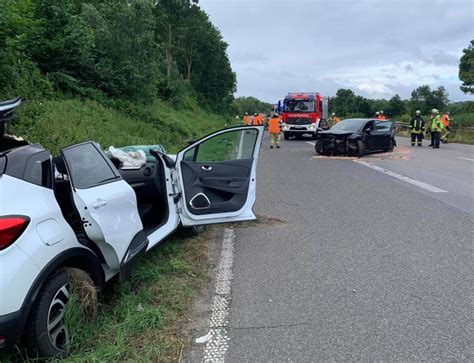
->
[62,143,120,189]
[184,129,258,162]
[364,121,375,131]
[375,121,390,131]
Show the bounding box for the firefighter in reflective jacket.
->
[440,112,451,143]
[268,113,281,149]
[429,109,444,148]
[410,110,424,147]
[243,112,250,126]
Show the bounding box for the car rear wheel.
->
[26,268,98,358]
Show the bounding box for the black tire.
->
[283,132,290,140]
[315,140,325,155]
[384,139,395,152]
[356,140,365,157]
[186,225,206,237]
[26,268,98,358]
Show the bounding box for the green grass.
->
[9,98,235,155]
[1,229,211,362]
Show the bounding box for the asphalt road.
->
[225,136,473,361]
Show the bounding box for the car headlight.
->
[308,125,315,130]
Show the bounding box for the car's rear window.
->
[1,145,52,188]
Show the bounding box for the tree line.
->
[329,85,473,126]
[0,0,236,112]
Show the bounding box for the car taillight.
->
[0,216,30,250]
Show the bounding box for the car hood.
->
[319,130,357,136]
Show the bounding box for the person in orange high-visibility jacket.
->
[440,112,451,143]
[377,111,386,120]
[243,112,250,125]
[252,113,262,126]
[268,113,281,149]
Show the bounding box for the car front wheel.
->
[26,268,98,358]
[283,132,290,140]
[356,140,365,157]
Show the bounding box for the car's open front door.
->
[60,141,148,280]
[175,126,264,226]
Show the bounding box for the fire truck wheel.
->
[283,132,290,140]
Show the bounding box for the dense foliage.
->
[328,86,473,126]
[459,39,473,95]
[232,96,273,115]
[0,0,236,112]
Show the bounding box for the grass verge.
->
[1,228,212,362]
[9,98,235,155]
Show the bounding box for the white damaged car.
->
[0,125,263,357]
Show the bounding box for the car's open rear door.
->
[60,141,148,280]
[175,126,264,226]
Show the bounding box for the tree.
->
[459,39,473,94]
[155,0,198,78]
[386,94,405,116]
[410,85,434,114]
[432,86,449,111]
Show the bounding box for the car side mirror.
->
[364,128,371,134]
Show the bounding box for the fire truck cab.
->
[279,92,328,140]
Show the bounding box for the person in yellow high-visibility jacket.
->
[268,113,281,149]
[429,109,444,149]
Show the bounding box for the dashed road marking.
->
[306,141,316,146]
[202,228,236,362]
[355,160,448,193]
[457,157,474,161]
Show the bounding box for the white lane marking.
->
[202,228,236,362]
[354,160,448,193]
[306,141,315,146]
[457,157,474,161]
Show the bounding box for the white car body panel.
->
[72,180,143,270]
[175,126,264,226]
[146,157,180,250]
[0,175,88,314]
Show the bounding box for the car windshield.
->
[284,100,314,113]
[330,119,367,131]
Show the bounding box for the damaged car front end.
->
[315,118,395,157]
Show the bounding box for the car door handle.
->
[92,199,107,209]
[201,165,213,172]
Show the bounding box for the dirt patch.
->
[232,214,286,227]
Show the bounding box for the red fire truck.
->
[279,92,328,140]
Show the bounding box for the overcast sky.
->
[199,0,473,103]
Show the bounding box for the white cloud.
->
[200,0,473,102]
